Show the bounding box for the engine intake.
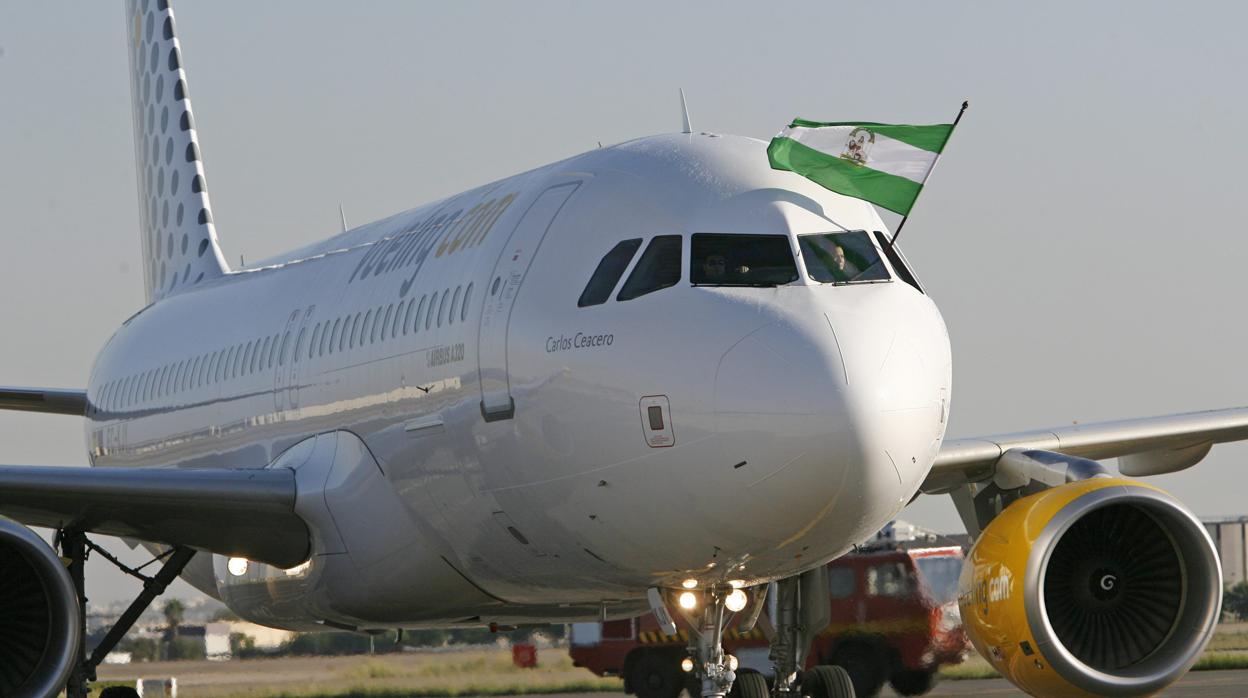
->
[0,516,80,698]
[959,478,1220,697]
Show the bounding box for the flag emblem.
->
[768,118,958,215]
[840,128,874,166]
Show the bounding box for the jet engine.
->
[958,478,1220,697]
[0,516,80,698]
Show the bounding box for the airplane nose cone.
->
[825,294,950,499]
[708,288,949,556]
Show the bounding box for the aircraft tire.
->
[801,664,856,698]
[727,669,769,698]
[99,688,141,698]
[831,641,884,696]
[629,649,683,698]
[888,669,935,696]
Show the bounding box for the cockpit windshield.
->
[691,234,799,286]
[799,230,891,284]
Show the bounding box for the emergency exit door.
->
[478,182,580,420]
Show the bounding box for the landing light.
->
[681,658,694,673]
[726,654,739,672]
[725,589,748,612]
[227,557,249,577]
[681,578,698,589]
[678,591,698,610]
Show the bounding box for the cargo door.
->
[477,182,580,420]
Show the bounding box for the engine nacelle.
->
[0,516,80,698]
[958,478,1220,697]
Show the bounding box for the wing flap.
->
[0,465,308,568]
[0,386,87,416]
[925,406,1248,492]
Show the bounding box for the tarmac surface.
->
[546,670,1248,697]
[883,668,1248,696]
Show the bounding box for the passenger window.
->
[371,306,383,343]
[829,567,856,599]
[391,301,404,338]
[438,288,450,327]
[867,562,915,597]
[278,332,291,366]
[293,328,307,363]
[423,294,434,331]
[691,234,798,286]
[359,309,373,346]
[461,283,473,323]
[580,239,643,307]
[328,318,341,354]
[873,231,924,293]
[798,230,890,284]
[449,286,462,325]
[618,235,682,301]
[342,315,354,352]
[382,304,394,340]
[403,298,416,335]
[310,324,322,359]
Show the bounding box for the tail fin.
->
[125,0,228,303]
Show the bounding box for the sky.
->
[3,1,1248,604]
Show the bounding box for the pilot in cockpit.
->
[702,253,728,280]
[830,245,862,282]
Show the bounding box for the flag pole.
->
[889,100,968,246]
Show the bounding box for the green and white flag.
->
[767,119,956,215]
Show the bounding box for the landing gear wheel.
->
[831,644,884,697]
[801,665,856,698]
[630,651,683,698]
[888,669,935,696]
[99,688,141,698]
[727,670,768,698]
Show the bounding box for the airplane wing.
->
[922,406,1248,493]
[0,386,87,415]
[0,464,308,568]
[0,385,308,567]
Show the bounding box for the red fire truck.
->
[569,545,968,698]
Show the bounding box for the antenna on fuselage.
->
[339,204,349,233]
[679,89,692,134]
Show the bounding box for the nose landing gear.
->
[681,585,738,698]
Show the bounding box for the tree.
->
[163,599,186,638]
[1224,582,1248,620]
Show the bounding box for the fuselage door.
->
[273,310,301,411]
[477,182,580,421]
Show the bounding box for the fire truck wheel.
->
[887,669,935,696]
[629,650,682,698]
[801,665,856,698]
[831,643,884,697]
[728,669,769,698]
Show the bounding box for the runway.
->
[884,668,1248,696]
[543,669,1248,698]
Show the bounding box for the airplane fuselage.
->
[84,133,952,630]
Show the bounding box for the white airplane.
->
[2,3,1246,698]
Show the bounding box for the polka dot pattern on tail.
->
[125,0,225,304]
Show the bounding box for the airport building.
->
[1204,517,1248,587]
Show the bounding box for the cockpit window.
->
[798,230,891,284]
[691,234,799,286]
[579,238,642,307]
[618,235,682,301]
